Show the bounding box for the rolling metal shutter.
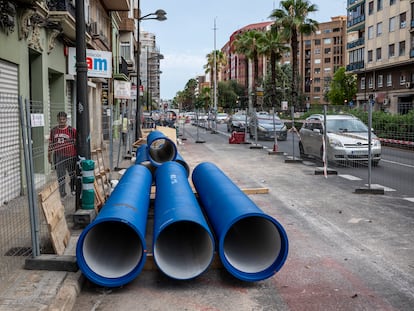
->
[0,60,21,204]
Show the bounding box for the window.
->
[324,48,331,54]
[314,68,321,74]
[314,39,321,45]
[388,44,395,57]
[377,0,383,11]
[376,47,382,60]
[361,77,366,89]
[368,1,374,15]
[376,22,382,36]
[120,42,131,60]
[386,74,392,86]
[314,87,321,92]
[323,38,332,44]
[399,41,406,56]
[368,26,374,39]
[400,12,406,29]
[389,16,396,32]
[368,76,373,88]
[324,57,331,63]
[390,0,396,5]
[368,50,373,62]
[314,48,321,54]
[400,74,406,85]
[378,75,383,88]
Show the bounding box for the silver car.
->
[298,114,381,166]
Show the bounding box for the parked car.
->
[227,114,249,132]
[298,114,382,166]
[216,112,229,124]
[248,114,288,141]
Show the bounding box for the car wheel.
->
[371,160,379,167]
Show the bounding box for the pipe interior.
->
[148,139,176,164]
[154,221,214,279]
[223,216,282,273]
[82,221,143,278]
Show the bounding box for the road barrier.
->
[76,164,152,287]
[192,162,289,282]
[153,161,215,279]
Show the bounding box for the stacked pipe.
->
[76,130,288,287]
[192,162,289,282]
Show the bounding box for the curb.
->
[47,271,85,311]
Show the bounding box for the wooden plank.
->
[38,181,71,255]
[241,187,269,194]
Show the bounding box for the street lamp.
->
[135,1,167,141]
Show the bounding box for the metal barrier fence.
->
[0,95,127,284]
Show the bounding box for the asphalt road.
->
[72,124,414,311]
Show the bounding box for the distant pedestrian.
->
[48,111,77,198]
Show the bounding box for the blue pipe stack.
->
[76,130,288,287]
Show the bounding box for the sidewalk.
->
[1,125,413,310]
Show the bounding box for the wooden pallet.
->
[38,181,70,255]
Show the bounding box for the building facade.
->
[301,16,347,106]
[347,0,414,114]
[0,0,129,203]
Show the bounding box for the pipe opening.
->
[82,221,143,278]
[223,216,281,273]
[154,221,214,279]
[148,138,176,165]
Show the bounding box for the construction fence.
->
[0,94,130,285]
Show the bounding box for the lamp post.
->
[135,1,166,141]
[75,0,90,210]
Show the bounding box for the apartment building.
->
[347,0,414,114]
[301,16,347,106]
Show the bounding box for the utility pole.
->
[75,0,91,209]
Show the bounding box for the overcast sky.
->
[140,0,347,100]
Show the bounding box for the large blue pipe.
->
[153,161,215,280]
[135,144,156,177]
[192,162,289,282]
[76,164,152,287]
[146,130,177,167]
[174,152,190,178]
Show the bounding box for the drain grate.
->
[4,247,32,257]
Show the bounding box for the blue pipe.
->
[153,161,215,280]
[76,164,152,287]
[146,130,177,167]
[174,152,190,178]
[135,144,156,177]
[192,162,289,282]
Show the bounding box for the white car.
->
[298,114,381,166]
[216,113,229,124]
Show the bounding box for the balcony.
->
[101,0,130,11]
[118,11,135,32]
[347,37,365,49]
[47,0,76,41]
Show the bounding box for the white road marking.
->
[339,174,362,181]
[403,197,414,203]
[365,184,396,192]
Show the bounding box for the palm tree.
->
[257,27,289,108]
[232,29,264,110]
[270,0,319,109]
[204,50,227,88]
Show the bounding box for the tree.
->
[270,0,319,109]
[204,50,227,89]
[326,67,357,106]
[217,80,245,111]
[232,29,264,110]
[257,27,289,108]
